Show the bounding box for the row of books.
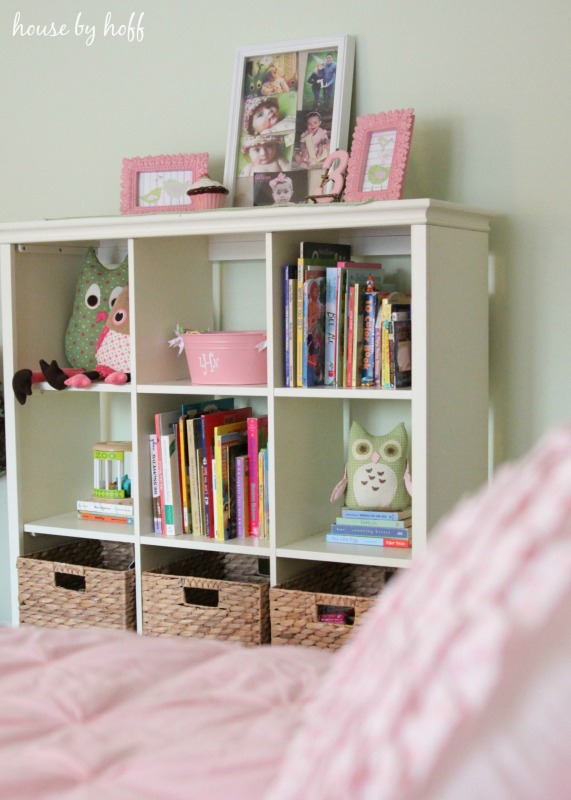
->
[326,506,413,548]
[282,241,411,388]
[150,398,269,539]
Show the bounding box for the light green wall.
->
[1,0,570,620]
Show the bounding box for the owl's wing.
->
[330,464,348,504]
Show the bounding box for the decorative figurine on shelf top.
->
[12,285,131,405]
[306,149,349,204]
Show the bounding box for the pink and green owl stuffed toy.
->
[12,248,130,404]
[331,421,412,511]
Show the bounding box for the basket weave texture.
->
[18,539,136,630]
[270,563,392,650]
[142,551,270,646]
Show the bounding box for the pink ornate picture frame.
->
[344,109,415,202]
[120,153,208,214]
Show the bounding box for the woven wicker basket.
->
[17,539,136,630]
[270,563,392,650]
[142,551,270,646]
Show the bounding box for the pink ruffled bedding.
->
[0,626,331,799]
[4,424,571,799]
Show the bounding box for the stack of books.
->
[77,497,134,525]
[326,506,412,548]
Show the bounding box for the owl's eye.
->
[381,439,402,462]
[353,438,373,460]
[109,286,123,309]
[84,283,101,309]
[112,307,128,327]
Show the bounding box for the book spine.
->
[77,500,134,516]
[330,523,411,538]
[296,260,305,387]
[361,291,378,386]
[78,512,134,525]
[258,448,265,539]
[177,416,190,533]
[288,277,296,388]
[324,266,338,386]
[341,507,411,520]
[213,436,226,540]
[335,516,410,529]
[247,417,268,536]
[326,533,411,547]
[352,284,364,387]
[346,284,355,387]
[154,416,166,535]
[235,454,249,538]
[186,418,200,535]
[160,433,177,536]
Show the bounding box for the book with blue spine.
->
[330,523,411,538]
[341,506,412,521]
[335,516,410,529]
[326,533,411,548]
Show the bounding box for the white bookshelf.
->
[0,199,490,628]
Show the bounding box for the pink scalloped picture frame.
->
[344,109,414,202]
[120,153,209,214]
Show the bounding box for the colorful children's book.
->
[213,421,248,539]
[247,415,268,536]
[302,275,326,386]
[361,290,379,386]
[296,259,329,386]
[177,415,191,533]
[77,498,134,516]
[299,241,351,261]
[282,264,297,387]
[201,407,252,537]
[341,506,412,521]
[330,523,411,538]
[154,409,184,536]
[186,416,204,535]
[227,439,249,540]
[78,512,134,525]
[392,317,412,388]
[148,434,162,534]
[160,429,183,536]
[334,516,411,530]
[326,533,411,548]
[235,454,250,538]
[334,263,383,387]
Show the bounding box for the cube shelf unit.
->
[0,199,490,629]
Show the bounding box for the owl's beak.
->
[96,311,108,324]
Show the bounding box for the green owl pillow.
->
[331,421,412,511]
[64,247,129,370]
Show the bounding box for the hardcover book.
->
[247,415,268,536]
[302,275,326,387]
[326,533,411,547]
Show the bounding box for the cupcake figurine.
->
[186,174,229,210]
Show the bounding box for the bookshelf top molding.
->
[0,199,490,246]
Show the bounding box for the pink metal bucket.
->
[181,330,267,385]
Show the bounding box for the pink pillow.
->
[268,425,571,800]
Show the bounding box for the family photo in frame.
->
[224,36,355,208]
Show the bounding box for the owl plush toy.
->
[331,421,412,511]
[12,248,130,404]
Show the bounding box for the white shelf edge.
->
[136,381,269,396]
[274,386,412,400]
[140,534,270,555]
[276,532,413,568]
[0,199,491,245]
[23,512,135,543]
